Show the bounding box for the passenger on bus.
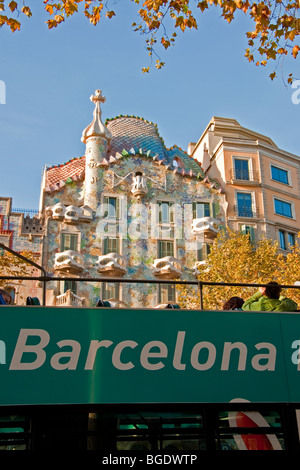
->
[222,296,244,311]
[242,282,298,312]
[0,289,12,305]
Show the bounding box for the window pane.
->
[64,280,77,293]
[271,166,289,185]
[158,284,175,303]
[234,159,249,180]
[279,230,286,250]
[103,238,119,254]
[237,193,253,217]
[102,282,119,300]
[217,410,284,450]
[158,202,174,224]
[193,202,210,219]
[288,233,295,247]
[62,233,78,251]
[197,243,211,261]
[116,412,205,451]
[158,241,174,258]
[104,197,120,219]
[274,199,292,218]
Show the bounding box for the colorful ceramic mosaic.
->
[41,90,225,308]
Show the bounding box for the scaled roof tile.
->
[44,116,205,191]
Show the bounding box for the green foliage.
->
[177,228,300,309]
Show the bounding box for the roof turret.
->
[81,89,112,143]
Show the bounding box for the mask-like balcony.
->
[191,217,220,239]
[97,253,127,277]
[131,173,148,200]
[153,256,182,280]
[45,203,93,223]
[54,250,84,274]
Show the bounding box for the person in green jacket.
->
[242,281,298,312]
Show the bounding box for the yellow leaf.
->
[292,45,299,58]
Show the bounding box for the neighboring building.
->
[189,116,300,251]
[39,90,225,308]
[0,197,44,303]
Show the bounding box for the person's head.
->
[264,281,281,299]
[0,289,12,305]
[222,296,244,310]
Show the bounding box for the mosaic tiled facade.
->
[40,90,225,307]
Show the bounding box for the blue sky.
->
[0,2,299,209]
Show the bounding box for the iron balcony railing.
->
[230,169,260,182]
[234,205,260,218]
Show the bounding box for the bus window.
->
[216,410,285,450]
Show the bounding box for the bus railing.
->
[1,242,299,309]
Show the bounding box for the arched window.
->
[172,157,183,168]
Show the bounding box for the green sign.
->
[0,306,300,405]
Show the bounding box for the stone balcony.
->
[46,203,93,224]
[191,216,220,240]
[54,250,85,274]
[152,256,182,280]
[54,289,84,307]
[97,253,127,277]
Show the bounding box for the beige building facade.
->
[189,117,300,252]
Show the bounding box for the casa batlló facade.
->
[38,90,225,308]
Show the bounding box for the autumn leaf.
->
[0,0,298,80]
[292,44,299,58]
[8,1,17,12]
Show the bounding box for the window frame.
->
[273,197,294,219]
[158,283,176,304]
[102,281,120,301]
[235,190,256,218]
[61,232,79,251]
[279,229,286,250]
[196,241,211,262]
[157,240,175,258]
[233,156,251,181]
[103,237,120,255]
[270,164,290,186]
[192,201,211,219]
[103,195,121,220]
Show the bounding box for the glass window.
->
[103,237,120,254]
[234,159,249,180]
[61,233,78,251]
[115,412,205,451]
[102,282,119,300]
[158,284,176,303]
[240,225,255,243]
[279,230,286,250]
[216,410,285,450]
[197,242,211,262]
[193,202,210,219]
[237,193,253,217]
[271,166,289,185]
[158,202,174,224]
[103,196,120,219]
[158,240,174,258]
[274,199,293,218]
[288,233,295,247]
[0,415,29,450]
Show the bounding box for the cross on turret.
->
[90,89,106,105]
